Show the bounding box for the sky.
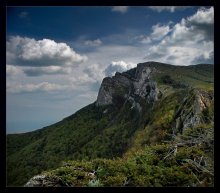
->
[6,6,214,133]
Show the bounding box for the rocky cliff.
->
[96,62,213,134]
[172,89,214,134]
[96,62,159,107]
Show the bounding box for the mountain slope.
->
[7,62,214,186]
[25,122,213,187]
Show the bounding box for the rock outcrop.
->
[96,62,159,107]
[173,89,213,134]
[96,77,114,106]
[24,174,69,187]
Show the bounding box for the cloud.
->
[6,64,23,76]
[68,72,96,87]
[7,82,69,93]
[19,11,29,18]
[192,50,214,64]
[187,7,213,24]
[104,60,136,77]
[23,66,72,76]
[83,63,105,82]
[151,24,171,40]
[7,36,87,67]
[84,39,102,46]
[144,7,214,65]
[185,7,214,41]
[77,91,98,100]
[136,23,171,44]
[148,6,191,12]
[112,6,129,14]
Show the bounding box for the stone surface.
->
[96,77,114,106]
[96,63,159,106]
[24,174,69,187]
[173,89,213,134]
[96,62,213,134]
[128,96,142,112]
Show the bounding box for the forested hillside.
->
[7,62,214,186]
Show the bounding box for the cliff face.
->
[172,89,214,134]
[96,62,213,135]
[96,63,159,107]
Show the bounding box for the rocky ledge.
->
[24,174,69,187]
[96,62,159,106]
[173,89,213,134]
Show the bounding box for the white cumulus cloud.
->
[151,24,171,40]
[104,60,136,77]
[187,7,214,24]
[144,7,214,65]
[136,23,171,44]
[7,36,87,67]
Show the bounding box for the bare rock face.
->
[96,77,114,106]
[128,96,142,112]
[134,63,156,80]
[24,174,69,187]
[173,89,213,134]
[96,63,159,106]
[134,75,159,103]
[195,90,213,112]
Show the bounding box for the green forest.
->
[7,62,214,187]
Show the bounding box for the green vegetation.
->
[150,63,214,90]
[42,123,213,187]
[7,98,149,186]
[6,63,214,186]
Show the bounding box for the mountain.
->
[7,62,214,187]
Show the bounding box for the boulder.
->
[24,174,69,187]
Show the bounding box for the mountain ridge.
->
[7,61,214,186]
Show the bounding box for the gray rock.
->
[96,77,114,106]
[173,89,213,134]
[128,96,142,112]
[96,64,159,106]
[24,174,69,187]
[134,80,159,103]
